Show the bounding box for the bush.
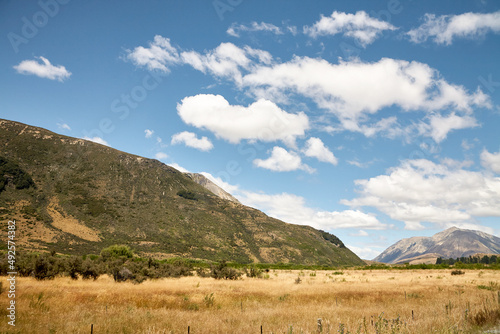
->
[34,253,60,280]
[451,270,465,276]
[245,266,263,278]
[177,190,197,200]
[210,261,241,280]
[81,258,100,280]
[100,245,134,260]
[65,256,83,280]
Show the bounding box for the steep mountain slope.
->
[374,227,500,264]
[185,173,240,203]
[0,119,364,266]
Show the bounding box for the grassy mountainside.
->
[0,119,364,266]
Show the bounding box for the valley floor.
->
[1,269,500,333]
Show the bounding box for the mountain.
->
[374,227,500,264]
[0,119,364,266]
[185,173,240,203]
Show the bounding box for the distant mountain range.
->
[374,227,500,264]
[0,119,364,266]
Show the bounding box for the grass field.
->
[1,269,500,333]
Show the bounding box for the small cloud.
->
[13,56,71,81]
[83,136,109,146]
[171,131,214,151]
[227,21,284,37]
[254,146,315,173]
[125,35,180,73]
[57,123,71,131]
[145,129,154,138]
[155,152,168,160]
[303,137,338,165]
[350,230,369,237]
[461,139,474,151]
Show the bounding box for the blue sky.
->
[1,0,500,259]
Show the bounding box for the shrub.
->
[451,270,465,276]
[245,266,263,278]
[100,245,134,260]
[81,258,100,280]
[210,261,241,280]
[65,256,83,280]
[177,190,197,200]
[34,253,59,280]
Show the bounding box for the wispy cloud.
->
[408,11,500,45]
[171,131,214,151]
[227,21,284,37]
[57,123,71,131]
[13,56,71,81]
[304,11,397,46]
[144,129,154,138]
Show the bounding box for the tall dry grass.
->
[1,269,499,333]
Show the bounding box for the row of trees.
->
[0,245,246,283]
[436,254,500,266]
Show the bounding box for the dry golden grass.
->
[1,269,500,333]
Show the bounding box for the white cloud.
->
[227,21,283,37]
[180,43,272,85]
[155,152,168,160]
[13,56,71,81]
[425,113,479,142]
[171,131,214,151]
[177,94,309,145]
[145,129,154,138]
[343,159,500,230]
[238,191,387,230]
[125,35,179,72]
[350,230,369,237]
[481,149,500,174]
[57,123,71,131]
[302,137,338,165]
[83,136,109,146]
[168,162,189,173]
[127,37,491,141]
[253,146,314,173]
[408,11,500,45]
[242,56,490,139]
[304,11,397,46]
[347,245,382,260]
